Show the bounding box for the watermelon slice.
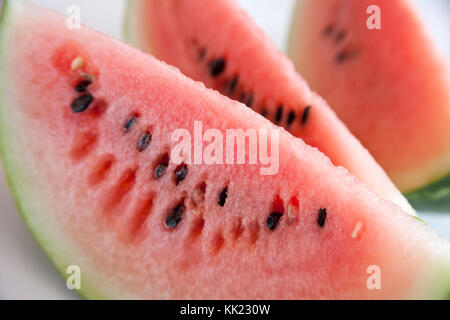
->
[1,0,449,299]
[288,0,450,210]
[124,0,415,215]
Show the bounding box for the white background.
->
[0,0,449,299]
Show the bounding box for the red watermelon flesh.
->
[288,0,450,195]
[0,1,449,299]
[124,0,415,215]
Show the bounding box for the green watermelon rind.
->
[122,0,133,46]
[0,0,105,300]
[122,0,151,55]
[0,0,449,300]
[406,173,450,213]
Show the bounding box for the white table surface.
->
[1,0,449,299]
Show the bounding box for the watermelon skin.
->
[288,0,450,206]
[407,175,450,213]
[1,1,450,299]
[124,0,415,216]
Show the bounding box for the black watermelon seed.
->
[286,110,296,126]
[218,187,228,207]
[335,49,359,64]
[154,164,168,179]
[245,94,254,108]
[71,94,93,113]
[335,51,348,63]
[261,108,268,118]
[317,208,327,227]
[209,58,226,77]
[198,48,206,61]
[266,212,283,231]
[275,105,283,124]
[137,131,152,152]
[74,80,91,93]
[154,153,169,179]
[335,30,347,43]
[323,24,334,36]
[301,106,311,126]
[124,116,137,133]
[175,164,188,185]
[228,76,239,94]
[165,204,185,229]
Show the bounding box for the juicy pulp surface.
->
[289,0,450,194]
[125,0,415,215]
[1,1,449,299]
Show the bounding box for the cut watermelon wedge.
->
[288,0,450,210]
[1,1,449,299]
[124,0,415,216]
